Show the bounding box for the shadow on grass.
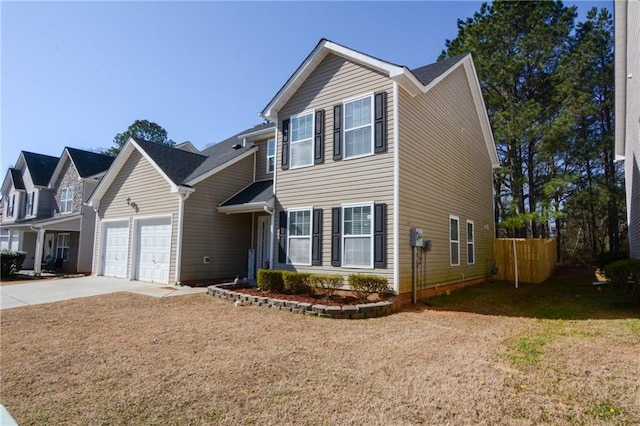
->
[426,266,640,320]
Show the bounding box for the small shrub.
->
[309,274,344,299]
[603,259,640,304]
[1,250,27,279]
[257,269,285,292]
[348,274,390,303]
[283,271,313,295]
[596,251,629,271]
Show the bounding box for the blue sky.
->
[1,1,613,170]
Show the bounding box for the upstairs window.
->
[25,192,34,216]
[60,187,74,213]
[7,194,15,217]
[450,215,460,266]
[266,138,275,173]
[344,95,373,158]
[290,112,314,168]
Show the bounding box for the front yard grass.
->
[1,266,639,425]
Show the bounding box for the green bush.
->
[257,269,285,292]
[1,250,27,279]
[603,259,640,303]
[309,274,344,299]
[596,251,629,271]
[283,271,313,295]
[348,274,390,303]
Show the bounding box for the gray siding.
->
[93,150,179,281]
[78,181,99,273]
[626,0,640,258]
[397,65,495,294]
[274,53,395,284]
[181,155,255,281]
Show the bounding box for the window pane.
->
[289,238,310,264]
[467,222,473,241]
[289,210,310,236]
[467,244,474,264]
[291,114,312,142]
[345,127,372,157]
[267,139,275,155]
[450,218,459,241]
[290,139,312,168]
[344,206,371,236]
[344,237,371,266]
[451,242,459,265]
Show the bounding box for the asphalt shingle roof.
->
[22,151,59,186]
[9,169,25,190]
[66,147,115,178]
[132,139,208,187]
[410,53,469,86]
[219,180,274,207]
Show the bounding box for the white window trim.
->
[56,233,70,260]
[341,201,375,269]
[266,138,275,174]
[450,215,460,267]
[60,187,74,214]
[286,206,313,266]
[7,194,14,217]
[25,192,34,217]
[289,111,315,169]
[343,93,375,160]
[466,220,475,265]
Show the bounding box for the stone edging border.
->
[207,285,396,319]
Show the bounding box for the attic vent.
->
[232,144,242,150]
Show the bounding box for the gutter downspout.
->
[175,191,191,285]
[393,81,400,295]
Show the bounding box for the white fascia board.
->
[131,138,185,192]
[325,41,404,75]
[237,127,275,141]
[217,200,273,215]
[614,0,628,161]
[185,146,258,186]
[390,68,425,97]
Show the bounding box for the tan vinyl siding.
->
[254,138,275,182]
[93,150,179,282]
[180,155,255,281]
[397,65,495,294]
[274,53,395,285]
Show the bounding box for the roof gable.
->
[20,151,59,186]
[1,168,25,194]
[48,147,115,187]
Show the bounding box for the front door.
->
[256,215,271,270]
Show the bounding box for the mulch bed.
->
[224,286,362,306]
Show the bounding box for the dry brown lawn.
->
[1,289,639,425]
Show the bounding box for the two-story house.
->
[259,39,499,302]
[1,148,114,273]
[89,39,498,303]
[615,0,640,259]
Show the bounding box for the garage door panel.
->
[102,222,129,278]
[136,217,171,284]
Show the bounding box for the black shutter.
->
[374,92,387,153]
[314,110,325,164]
[312,208,323,266]
[331,207,341,266]
[281,119,290,170]
[278,211,288,264]
[374,203,387,268]
[333,104,342,160]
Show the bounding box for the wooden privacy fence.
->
[494,238,557,284]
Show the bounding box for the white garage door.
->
[102,222,129,278]
[136,217,171,283]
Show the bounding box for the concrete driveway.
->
[0,276,208,310]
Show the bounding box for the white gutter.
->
[175,191,191,284]
[393,81,400,295]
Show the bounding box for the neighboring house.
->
[259,39,499,302]
[0,148,114,273]
[615,0,640,259]
[87,123,276,285]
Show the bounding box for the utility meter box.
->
[410,228,423,247]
